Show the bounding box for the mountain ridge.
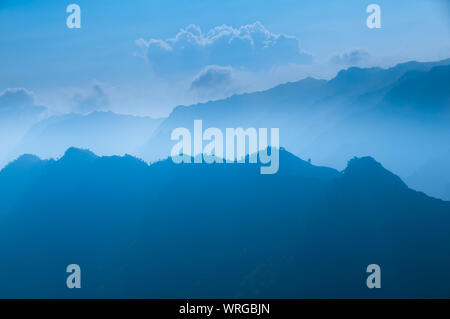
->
[137,59,450,202]
[1,146,447,203]
[0,146,449,298]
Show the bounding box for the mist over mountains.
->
[0,148,449,298]
[0,88,46,166]
[2,0,449,301]
[1,58,449,199]
[0,111,162,168]
[138,59,450,199]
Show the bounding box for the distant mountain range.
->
[138,59,450,199]
[0,111,163,168]
[0,148,449,298]
[1,59,449,200]
[0,98,46,166]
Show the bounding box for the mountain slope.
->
[0,102,46,166]
[138,60,450,203]
[0,148,449,298]
[5,111,163,165]
[139,59,450,163]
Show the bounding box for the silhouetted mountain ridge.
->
[382,65,450,112]
[342,156,407,191]
[139,59,450,205]
[2,111,163,168]
[1,147,449,298]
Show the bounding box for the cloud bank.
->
[330,49,371,67]
[71,84,110,114]
[136,22,313,75]
[189,65,238,100]
[0,88,45,118]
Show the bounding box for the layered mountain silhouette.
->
[138,59,450,200]
[2,59,449,199]
[1,111,163,168]
[0,97,46,167]
[0,148,449,298]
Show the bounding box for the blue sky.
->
[0,0,449,117]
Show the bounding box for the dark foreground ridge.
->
[0,148,449,298]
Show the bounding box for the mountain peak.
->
[345,156,382,171]
[61,147,98,162]
[12,153,42,165]
[2,154,43,171]
[342,156,407,190]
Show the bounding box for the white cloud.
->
[330,49,371,67]
[71,83,110,114]
[135,21,313,76]
[189,65,238,100]
[0,88,45,117]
